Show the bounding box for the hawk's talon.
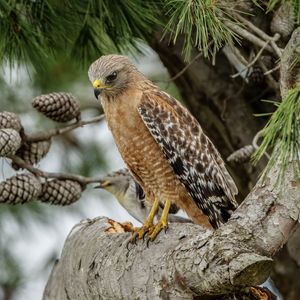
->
[146,237,151,248]
[126,222,154,246]
[126,232,139,251]
[128,197,160,241]
[142,230,149,241]
[148,225,156,236]
[127,198,171,246]
[149,220,168,241]
[138,228,147,239]
[164,224,169,234]
[126,236,135,251]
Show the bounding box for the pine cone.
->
[0,174,41,204]
[32,92,81,122]
[227,145,255,163]
[38,179,82,205]
[14,139,51,166]
[0,128,22,157]
[0,111,23,132]
[271,1,295,41]
[248,66,264,85]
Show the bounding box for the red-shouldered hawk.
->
[88,55,238,241]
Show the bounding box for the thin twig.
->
[169,51,203,81]
[231,40,270,78]
[156,41,214,85]
[258,60,280,94]
[264,64,280,75]
[26,115,105,143]
[270,34,282,58]
[252,130,270,160]
[8,155,104,185]
[234,14,283,58]
[252,130,264,150]
[225,21,274,54]
[227,130,270,163]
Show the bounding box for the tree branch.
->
[280,27,300,98]
[233,14,283,58]
[224,21,275,55]
[230,40,271,79]
[8,155,104,185]
[26,115,105,143]
[43,162,299,299]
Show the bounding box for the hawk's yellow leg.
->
[136,197,160,239]
[149,199,171,241]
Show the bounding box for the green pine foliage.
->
[163,0,239,59]
[253,84,300,183]
[295,0,300,24]
[253,0,300,24]
[265,0,282,11]
[0,0,159,69]
[0,0,299,69]
[0,0,51,70]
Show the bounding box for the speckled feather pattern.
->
[89,55,238,229]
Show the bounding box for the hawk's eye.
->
[106,71,117,83]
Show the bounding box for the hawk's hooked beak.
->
[94,88,101,99]
[93,79,111,99]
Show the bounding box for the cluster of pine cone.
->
[0,93,84,206]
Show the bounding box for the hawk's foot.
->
[128,197,160,243]
[135,221,155,240]
[126,222,155,250]
[148,219,168,241]
[148,198,171,242]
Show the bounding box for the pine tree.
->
[1,1,300,299]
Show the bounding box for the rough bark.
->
[43,162,300,300]
[280,28,300,98]
[269,28,300,300]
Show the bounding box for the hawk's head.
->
[88,54,141,99]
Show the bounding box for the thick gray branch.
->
[43,163,299,299]
[280,27,300,97]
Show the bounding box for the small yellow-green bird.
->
[96,169,191,224]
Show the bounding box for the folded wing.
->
[137,90,238,228]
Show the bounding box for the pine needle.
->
[163,0,239,60]
[252,0,300,23]
[0,0,160,70]
[295,0,300,24]
[253,84,300,184]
